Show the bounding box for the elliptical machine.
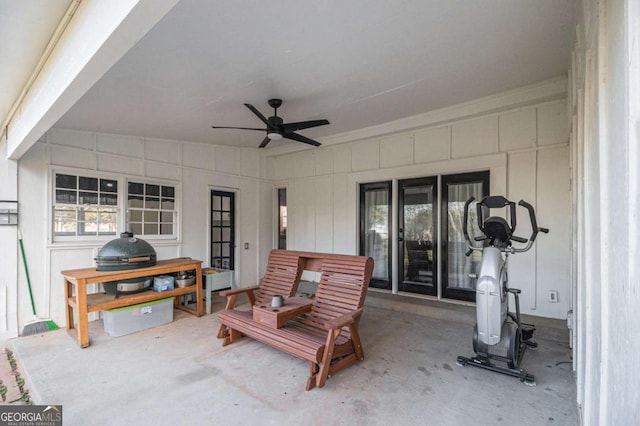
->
[455,196,548,385]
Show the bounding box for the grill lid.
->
[95,232,157,271]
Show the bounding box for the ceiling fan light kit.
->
[211,99,329,148]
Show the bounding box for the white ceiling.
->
[6,0,577,149]
[0,0,72,124]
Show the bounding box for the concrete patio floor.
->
[5,290,578,425]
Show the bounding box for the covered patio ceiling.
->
[1,0,577,151]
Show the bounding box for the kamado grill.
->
[95,232,157,296]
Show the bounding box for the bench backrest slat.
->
[256,250,304,303]
[305,256,374,335]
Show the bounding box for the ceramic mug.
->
[271,295,284,308]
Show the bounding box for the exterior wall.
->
[0,142,19,339]
[15,128,269,330]
[267,94,571,319]
[570,0,640,423]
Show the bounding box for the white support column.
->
[0,141,19,338]
[598,0,640,423]
[571,0,640,423]
[4,0,181,160]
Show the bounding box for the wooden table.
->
[62,258,203,348]
[252,296,313,329]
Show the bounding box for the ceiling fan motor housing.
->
[268,116,284,128]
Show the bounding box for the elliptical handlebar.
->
[462,195,549,255]
[512,200,549,253]
[463,197,483,255]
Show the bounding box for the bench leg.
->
[216,295,239,339]
[217,324,229,339]
[222,328,243,346]
[306,363,319,391]
[349,323,365,361]
[328,354,357,377]
[316,329,341,389]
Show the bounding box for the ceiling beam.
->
[4,0,181,160]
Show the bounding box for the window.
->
[127,181,176,237]
[277,188,287,249]
[52,172,178,241]
[53,173,118,237]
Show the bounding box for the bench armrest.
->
[219,285,260,298]
[323,308,363,330]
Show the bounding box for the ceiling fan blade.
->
[258,136,271,148]
[281,119,330,133]
[244,104,273,128]
[283,132,321,147]
[211,126,265,131]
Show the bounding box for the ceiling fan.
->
[211,99,329,148]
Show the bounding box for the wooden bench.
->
[216,249,305,339]
[217,251,374,390]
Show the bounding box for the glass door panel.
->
[399,177,437,295]
[211,190,235,270]
[359,181,391,289]
[441,172,489,301]
[277,188,287,249]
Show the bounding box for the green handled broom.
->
[18,231,59,335]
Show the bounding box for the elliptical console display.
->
[456,196,549,385]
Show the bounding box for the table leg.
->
[195,264,203,316]
[64,278,73,332]
[76,280,89,348]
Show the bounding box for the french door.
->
[359,181,392,289]
[359,171,489,301]
[441,172,489,302]
[210,190,235,270]
[398,177,437,295]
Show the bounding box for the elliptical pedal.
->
[456,354,537,386]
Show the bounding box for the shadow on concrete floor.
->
[7,290,578,425]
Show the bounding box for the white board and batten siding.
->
[14,82,571,332]
[17,128,266,327]
[268,97,570,319]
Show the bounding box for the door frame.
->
[208,188,237,270]
[397,176,438,295]
[440,171,490,301]
[274,186,288,250]
[359,180,393,289]
[350,153,506,299]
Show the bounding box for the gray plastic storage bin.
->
[103,298,173,337]
[202,268,233,291]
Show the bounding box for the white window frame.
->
[125,178,180,241]
[51,169,122,243]
[50,168,181,244]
